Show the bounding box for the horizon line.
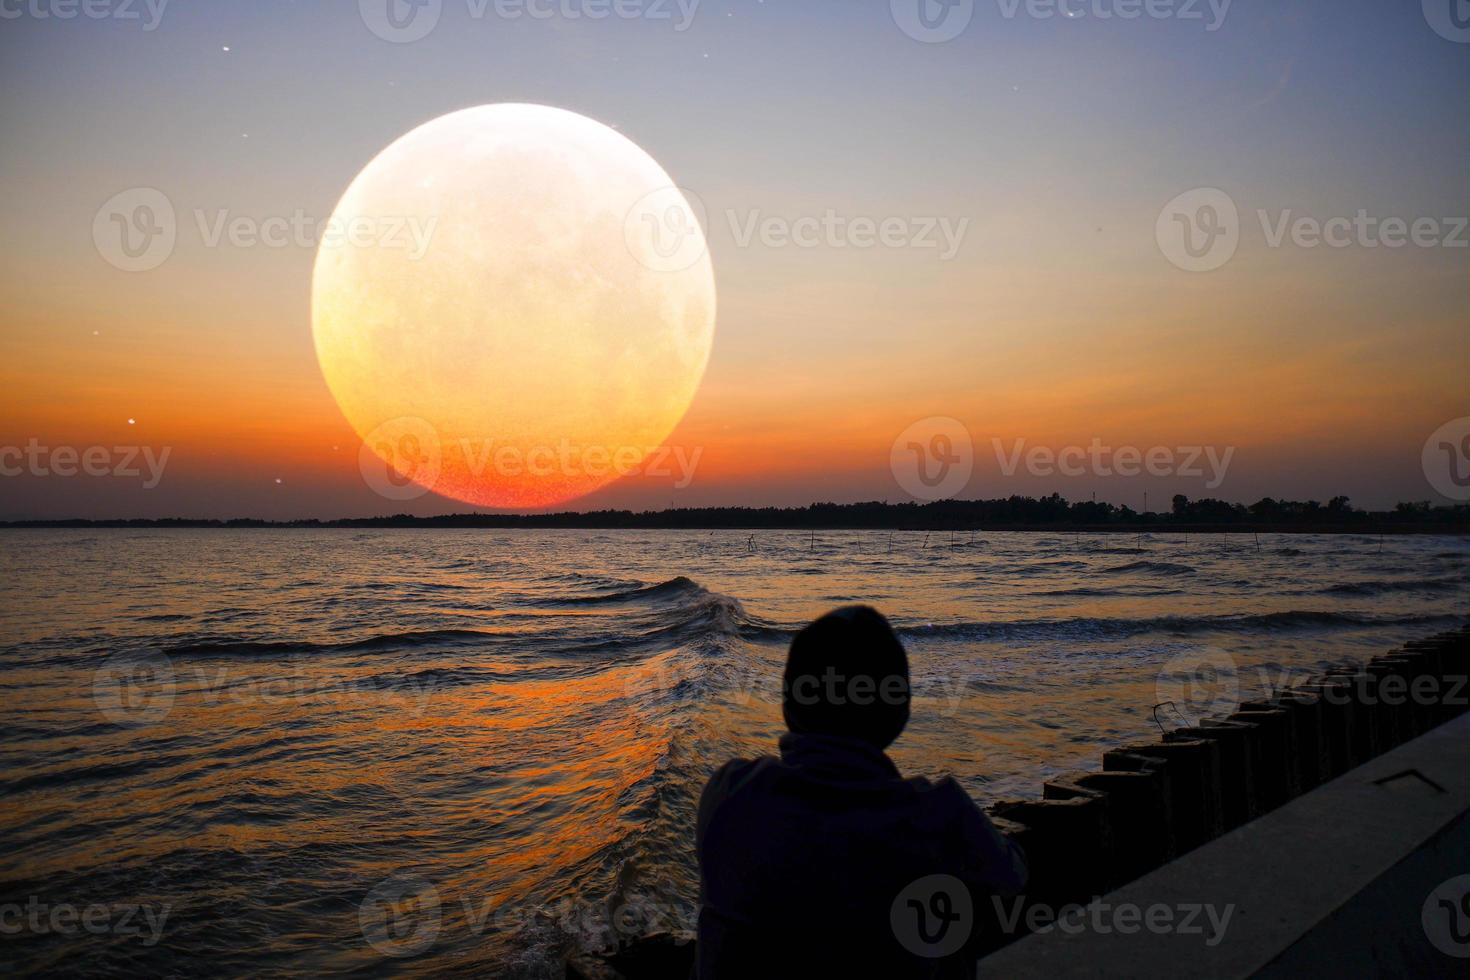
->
[3,494,1467,531]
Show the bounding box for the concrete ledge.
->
[975,711,1470,979]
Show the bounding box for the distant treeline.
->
[4,494,1468,532]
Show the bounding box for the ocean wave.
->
[164,628,499,658]
[556,575,706,605]
[1029,587,1126,597]
[1100,560,1197,576]
[1002,560,1089,576]
[158,578,784,662]
[901,610,1465,643]
[1028,586,1185,598]
[556,576,786,642]
[1318,574,1470,597]
[540,570,644,587]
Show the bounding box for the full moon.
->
[312,103,715,508]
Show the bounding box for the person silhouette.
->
[695,605,1027,978]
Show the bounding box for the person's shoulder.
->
[899,770,957,794]
[902,772,983,814]
[701,755,778,799]
[696,755,780,847]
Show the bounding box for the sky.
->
[1,0,1467,519]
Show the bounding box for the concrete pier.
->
[984,626,1468,909]
[976,708,1470,978]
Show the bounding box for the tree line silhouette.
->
[5,494,1467,531]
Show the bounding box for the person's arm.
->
[695,760,739,855]
[939,777,1028,895]
[696,758,764,855]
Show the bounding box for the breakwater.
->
[985,625,1468,918]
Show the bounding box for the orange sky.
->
[1,2,1467,519]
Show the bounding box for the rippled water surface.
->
[2,528,1468,975]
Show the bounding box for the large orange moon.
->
[312,104,715,508]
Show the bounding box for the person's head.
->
[782,605,910,749]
